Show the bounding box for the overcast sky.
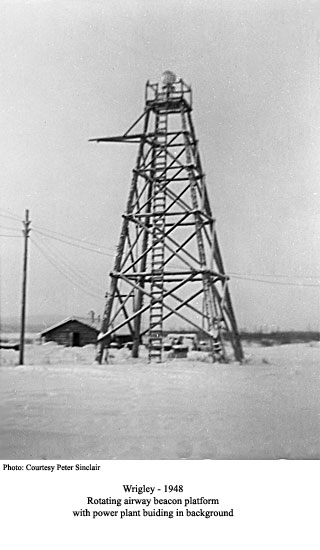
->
[1,0,319,331]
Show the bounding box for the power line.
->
[31,237,102,300]
[160,262,320,284]
[32,230,320,287]
[0,234,22,238]
[32,224,116,252]
[229,274,320,288]
[32,235,103,298]
[32,241,102,301]
[48,239,103,289]
[32,228,115,257]
[0,208,116,252]
[0,210,21,221]
[229,271,320,281]
[33,234,103,293]
[3,210,320,288]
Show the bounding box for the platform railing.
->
[145,78,192,108]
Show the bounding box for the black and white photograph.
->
[1,0,319,464]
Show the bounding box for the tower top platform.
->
[145,76,192,112]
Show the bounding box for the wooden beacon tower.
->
[91,71,243,363]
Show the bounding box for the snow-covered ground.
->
[0,342,319,459]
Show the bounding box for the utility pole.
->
[19,209,31,365]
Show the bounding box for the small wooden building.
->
[41,317,99,347]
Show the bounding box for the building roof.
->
[40,317,99,336]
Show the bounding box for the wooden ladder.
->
[148,111,168,361]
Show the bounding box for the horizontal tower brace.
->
[113,269,227,278]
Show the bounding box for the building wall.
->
[43,321,98,347]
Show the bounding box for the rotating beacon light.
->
[161,70,176,88]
